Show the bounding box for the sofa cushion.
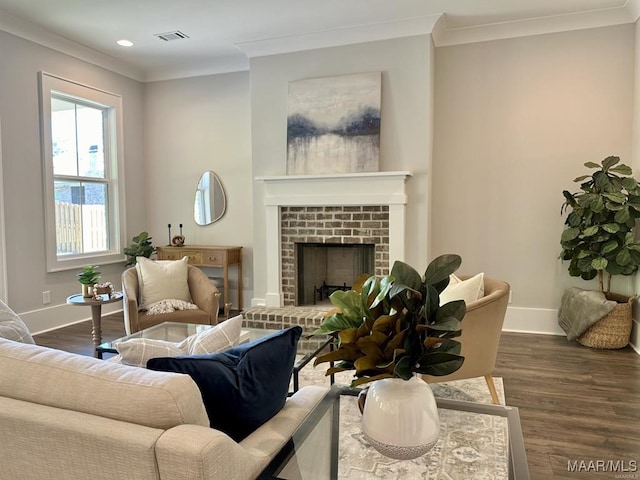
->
[135,256,191,309]
[0,300,34,344]
[114,315,243,367]
[0,338,209,430]
[147,326,302,442]
[440,273,485,306]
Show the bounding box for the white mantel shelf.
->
[257,171,412,307]
[256,171,412,181]
[256,171,412,206]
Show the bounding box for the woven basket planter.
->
[577,293,634,349]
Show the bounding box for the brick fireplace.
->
[281,205,389,305]
[257,171,411,307]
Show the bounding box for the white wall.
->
[2,21,639,341]
[143,73,253,306]
[0,31,146,332]
[432,25,635,333]
[630,19,640,352]
[249,36,433,305]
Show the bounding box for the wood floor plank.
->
[493,331,640,480]
[33,315,640,480]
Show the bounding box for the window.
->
[40,72,126,272]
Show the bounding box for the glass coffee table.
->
[96,321,334,393]
[259,385,530,480]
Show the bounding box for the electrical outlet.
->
[508,291,513,304]
[42,291,51,305]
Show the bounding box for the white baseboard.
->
[504,306,640,355]
[20,302,123,336]
[251,297,266,307]
[502,306,564,336]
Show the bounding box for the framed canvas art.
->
[286,72,381,175]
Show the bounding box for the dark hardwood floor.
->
[34,314,640,480]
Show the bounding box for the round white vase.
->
[360,375,440,460]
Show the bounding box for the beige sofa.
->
[0,338,327,480]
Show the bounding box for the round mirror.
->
[194,171,226,225]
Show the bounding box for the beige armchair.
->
[122,264,220,334]
[423,276,510,404]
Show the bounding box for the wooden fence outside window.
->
[55,202,107,254]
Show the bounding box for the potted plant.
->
[312,254,466,459]
[77,265,101,298]
[560,155,640,348]
[124,231,155,266]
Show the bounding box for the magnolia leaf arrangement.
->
[313,254,466,387]
[124,231,155,266]
[560,156,640,293]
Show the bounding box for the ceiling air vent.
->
[154,31,189,42]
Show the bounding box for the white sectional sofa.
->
[0,337,327,480]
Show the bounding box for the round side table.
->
[66,292,124,358]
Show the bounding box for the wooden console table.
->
[156,245,243,310]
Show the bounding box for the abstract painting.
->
[286,72,381,175]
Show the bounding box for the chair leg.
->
[484,375,500,405]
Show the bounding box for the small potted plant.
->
[313,254,466,459]
[124,231,155,266]
[560,155,640,348]
[77,266,101,298]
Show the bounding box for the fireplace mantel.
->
[257,171,411,206]
[256,171,412,307]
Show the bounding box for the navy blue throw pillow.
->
[147,326,302,442]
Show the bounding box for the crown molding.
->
[433,3,637,47]
[234,15,442,58]
[626,0,640,21]
[142,57,249,83]
[2,3,639,82]
[0,11,144,81]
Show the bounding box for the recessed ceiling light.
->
[117,39,134,47]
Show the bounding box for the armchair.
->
[423,276,510,404]
[122,264,220,334]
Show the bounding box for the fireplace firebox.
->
[296,243,375,306]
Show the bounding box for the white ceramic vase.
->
[360,375,440,460]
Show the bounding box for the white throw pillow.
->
[0,300,34,344]
[113,338,183,367]
[114,315,244,367]
[181,314,243,354]
[135,256,191,309]
[439,273,485,306]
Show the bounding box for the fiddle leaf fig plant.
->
[560,156,640,293]
[313,254,466,387]
[124,231,155,266]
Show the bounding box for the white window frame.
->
[39,72,126,272]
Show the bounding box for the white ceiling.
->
[0,0,636,82]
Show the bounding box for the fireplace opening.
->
[296,243,375,306]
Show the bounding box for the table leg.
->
[237,253,243,311]
[223,263,230,311]
[90,304,103,358]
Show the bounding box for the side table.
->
[66,292,124,358]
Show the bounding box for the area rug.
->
[294,366,509,480]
